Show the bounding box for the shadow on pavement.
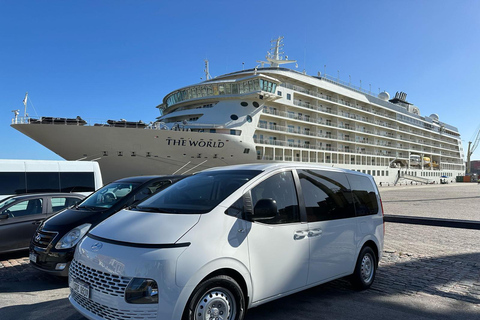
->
[0,298,86,320]
[0,249,30,260]
[0,262,68,293]
[248,252,480,320]
[0,253,478,320]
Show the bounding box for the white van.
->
[0,160,103,201]
[69,163,384,320]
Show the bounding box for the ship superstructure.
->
[11,37,465,184]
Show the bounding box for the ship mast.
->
[23,92,28,117]
[204,59,212,80]
[257,36,297,68]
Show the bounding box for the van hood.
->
[43,207,111,232]
[89,209,201,245]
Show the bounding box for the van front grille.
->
[71,291,157,320]
[69,259,131,297]
[32,230,58,248]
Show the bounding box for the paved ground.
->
[0,183,479,319]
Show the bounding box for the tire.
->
[183,275,246,320]
[350,246,377,290]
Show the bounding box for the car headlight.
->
[55,223,91,249]
[125,278,159,304]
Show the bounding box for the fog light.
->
[55,263,67,270]
[125,278,158,304]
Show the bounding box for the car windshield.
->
[135,170,261,214]
[0,198,17,210]
[77,182,140,210]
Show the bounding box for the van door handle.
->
[308,229,322,238]
[294,230,308,240]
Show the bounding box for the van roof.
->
[200,162,369,176]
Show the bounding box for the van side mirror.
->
[251,199,277,221]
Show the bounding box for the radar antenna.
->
[257,36,297,68]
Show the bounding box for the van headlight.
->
[125,278,159,304]
[55,223,91,249]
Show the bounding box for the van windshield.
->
[135,170,261,214]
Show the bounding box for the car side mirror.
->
[251,199,277,221]
[0,214,8,220]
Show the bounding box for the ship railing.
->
[282,82,463,141]
[284,82,395,123]
[254,139,383,156]
[12,116,88,126]
[265,104,405,137]
[259,121,459,154]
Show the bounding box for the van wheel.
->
[350,246,376,290]
[183,275,246,320]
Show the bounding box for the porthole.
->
[241,102,248,107]
[246,115,252,123]
[230,114,239,120]
[252,101,260,108]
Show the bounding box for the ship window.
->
[243,148,250,154]
[277,91,282,96]
[287,93,291,100]
[246,115,252,123]
[210,129,216,133]
[253,101,260,108]
[230,114,239,120]
[241,102,248,107]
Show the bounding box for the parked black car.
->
[0,193,85,254]
[29,175,184,276]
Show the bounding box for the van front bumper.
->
[68,235,189,320]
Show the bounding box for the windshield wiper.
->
[135,206,179,213]
[76,205,101,211]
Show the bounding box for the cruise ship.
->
[11,37,465,184]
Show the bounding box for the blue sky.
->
[1,0,480,161]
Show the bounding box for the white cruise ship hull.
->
[11,123,257,183]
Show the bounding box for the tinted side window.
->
[298,169,355,222]
[52,197,82,213]
[26,172,60,193]
[3,199,43,217]
[250,171,300,224]
[347,174,379,216]
[0,172,26,195]
[60,172,95,192]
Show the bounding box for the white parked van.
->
[69,163,384,320]
[0,159,103,201]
